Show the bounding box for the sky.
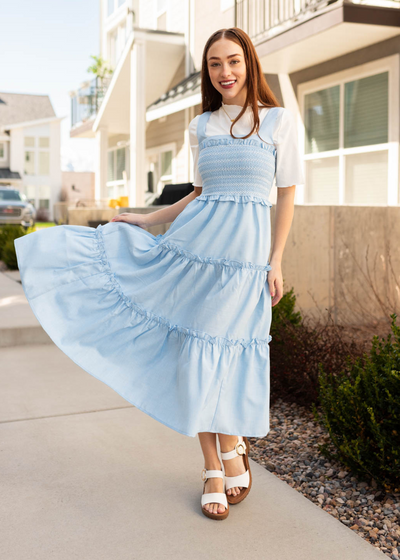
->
[0,0,100,171]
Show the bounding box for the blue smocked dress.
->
[14,107,282,438]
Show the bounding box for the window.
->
[108,0,114,16]
[23,134,50,175]
[24,152,35,175]
[24,137,35,148]
[118,0,125,6]
[39,199,49,209]
[39,151,50,175]
[160,150,172,182]
[39,137,50,148]
[0,143,4,159]
[299,56,398,206]
[145,144,175,194]
[38,185,51,210]
[107,147,127,199]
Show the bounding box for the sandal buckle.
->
[201,468,207,481]
[235,441,246,455]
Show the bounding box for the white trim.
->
[93,31,135,133]
[105,0,129,31]
[298,54,399,206]
[154,0,169,29]
[220,0,234,12]
[146,92,201,121]
[1,116,64,132]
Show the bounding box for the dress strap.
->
[258,106,282,146]
[197,111,212,145]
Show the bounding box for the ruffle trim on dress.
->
[94,227,272,349]
[156,238,272,272]
[199,136,276,156]
[195,193,273,207]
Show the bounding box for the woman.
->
[15,28,304,521]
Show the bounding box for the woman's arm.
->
[268,185,295,307]
[111,186,203,228]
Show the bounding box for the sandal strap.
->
[220,437,247,461]
[201,468,224,481]
[201,492,228,508]
[225,470,250,491]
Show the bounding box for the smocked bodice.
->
[196,108,282,204]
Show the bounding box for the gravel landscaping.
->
[248,398,400,559]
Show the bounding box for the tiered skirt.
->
[14,194,273,437]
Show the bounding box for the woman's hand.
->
[267,259,284,307]
[110,212,150,230]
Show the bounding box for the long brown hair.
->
[200,27,281,141]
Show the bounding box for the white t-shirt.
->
[189,102,305,188]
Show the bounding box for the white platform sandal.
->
[221,436,252,505]
[201,468,229,520]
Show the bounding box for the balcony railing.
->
[235,0,400,42]
[70,76,112,129]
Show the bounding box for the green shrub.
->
[2,239,19,269]
[0,225,27,268]
[312,313,400,492]
[270,287,302,339]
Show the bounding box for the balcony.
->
[70,76,112,137]
[238,0,400,73]
[235,0,400,43]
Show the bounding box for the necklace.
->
[221,104,235,122]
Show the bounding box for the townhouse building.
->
[70,0,400,209]
[0,92,63,221]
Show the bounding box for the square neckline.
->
[197,107,281,147]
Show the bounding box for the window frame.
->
[298,54,399,206]
[106,145,127,199]
[23,135,51,176]
[145,142,176,195]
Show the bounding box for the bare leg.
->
[198,432,226,515]
[218,434,246,497]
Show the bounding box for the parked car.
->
[0,186,36,228]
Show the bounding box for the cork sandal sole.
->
[200,468,230,520]
[224,436,252,505]
[202,499,230,520]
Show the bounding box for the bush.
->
[2,239,19,269]
[0,225,27,266]
[35,208,50,222]
[312,313,400,492]
[269,287,361,408]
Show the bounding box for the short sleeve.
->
[274,108,305,187]
[188,115,203,187]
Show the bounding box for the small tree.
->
[87,55,113,85]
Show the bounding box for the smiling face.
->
[206,38,247,106]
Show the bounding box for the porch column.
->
[278,73,304,204]
[130,38,146,207]
[95,125,108,201]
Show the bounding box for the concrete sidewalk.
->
[0,271,51,347]
[1,340,386,560]
[0,269,387,559]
